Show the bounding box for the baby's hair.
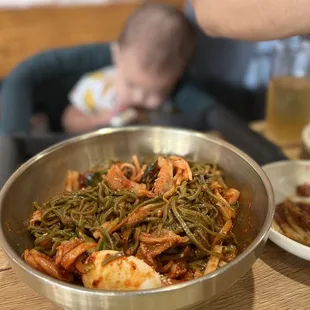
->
[118,3,196,75]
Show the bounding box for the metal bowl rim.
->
[0,126,275,297]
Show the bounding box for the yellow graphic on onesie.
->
[68,66,117,115]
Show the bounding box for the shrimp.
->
[224,188,240,205]
[166,260,188,279]
[120,163,137,180]
[65,170,80,192]
[23,249,73,282]
[154,156,193,195]
[154,157,174,195]
[55,239,97,271]
[29,210,42,225]
[170,156,192,185]
[105,163,153,197]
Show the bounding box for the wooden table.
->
[1,122,309,310]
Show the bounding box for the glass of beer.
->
[266,37,310,144]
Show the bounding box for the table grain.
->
[1,242,310,310]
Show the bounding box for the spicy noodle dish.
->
[274,183,310,246]
[23,155,241,291]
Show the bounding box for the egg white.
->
[82,250,161,290]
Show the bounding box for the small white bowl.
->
[263,160,310,261]
[302,123,310,158]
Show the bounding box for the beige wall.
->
[0,1,184,78]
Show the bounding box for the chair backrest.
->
[0,42,218,135]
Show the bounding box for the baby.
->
[62,3,196,133]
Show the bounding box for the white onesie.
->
[68,66,139,126]
[68,66,117,115]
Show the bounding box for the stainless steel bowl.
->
[0,127,274,310]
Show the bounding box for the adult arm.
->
[192,0,310,41]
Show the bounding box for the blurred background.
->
[1,0,310,175]
[0,0,303,138]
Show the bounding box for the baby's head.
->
[113,3,195,109]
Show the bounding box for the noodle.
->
[24,155,241,288]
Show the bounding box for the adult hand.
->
[191,0,310,41]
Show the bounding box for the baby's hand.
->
[110,108,139,127]
[96,102,126,126]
